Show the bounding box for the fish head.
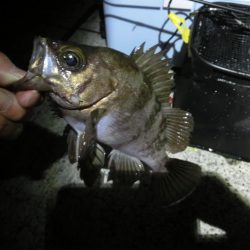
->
[26,36,115,110]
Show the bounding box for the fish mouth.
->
[49,90,113,110]
[49,93,81,109]
[29,37,48,73]
[9,37,53,92]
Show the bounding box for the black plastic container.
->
[174,2,250,161]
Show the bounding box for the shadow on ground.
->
[46,174,250,250]
[0,121,249,250]
[0,122,67,180]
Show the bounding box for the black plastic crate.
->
[191,2,250,79]
[174,2,250,161]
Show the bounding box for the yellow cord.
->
[168,12,190,44]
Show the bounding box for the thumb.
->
[0,88,26,120]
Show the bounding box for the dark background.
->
[0,0,100,69]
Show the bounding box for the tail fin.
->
[150,159,201,206]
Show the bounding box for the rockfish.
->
[12,37,201,205]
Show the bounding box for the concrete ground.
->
[0,9,250,250]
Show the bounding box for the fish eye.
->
[61,51,85,70]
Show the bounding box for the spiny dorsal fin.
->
[131,43,174,106]
[130,42,145,60]
[162,106,194,153]
[108,149,145,185]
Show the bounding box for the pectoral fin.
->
[67,128,78,163]
[78,143,106,186]
[150,158,201,206]
[108,150,146,186]
[66,112,106,186]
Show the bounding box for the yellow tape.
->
[168,12,190,44]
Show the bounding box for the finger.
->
[0,52,25,86]
[0,115,23,140]
[16,90,42,108]
[0,88,26,121]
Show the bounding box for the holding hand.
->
[0,52,41,139]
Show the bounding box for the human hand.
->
[0,52,41,139]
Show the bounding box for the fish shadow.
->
[0,122,67,180]
[45,173,250,250]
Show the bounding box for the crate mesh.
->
[191,3,250,78]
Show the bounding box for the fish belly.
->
[96,98,168,172]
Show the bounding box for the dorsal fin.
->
[131,44,193,153]
[131,44,174,106]
[130,42,145,60]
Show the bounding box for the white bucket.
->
[103,0,250,66]
[103,0,194,66]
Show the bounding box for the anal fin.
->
[108,150,146,186]
[150,158,201,206]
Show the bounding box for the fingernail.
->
[0,89,13,112]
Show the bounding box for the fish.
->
[12,37,201,205]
